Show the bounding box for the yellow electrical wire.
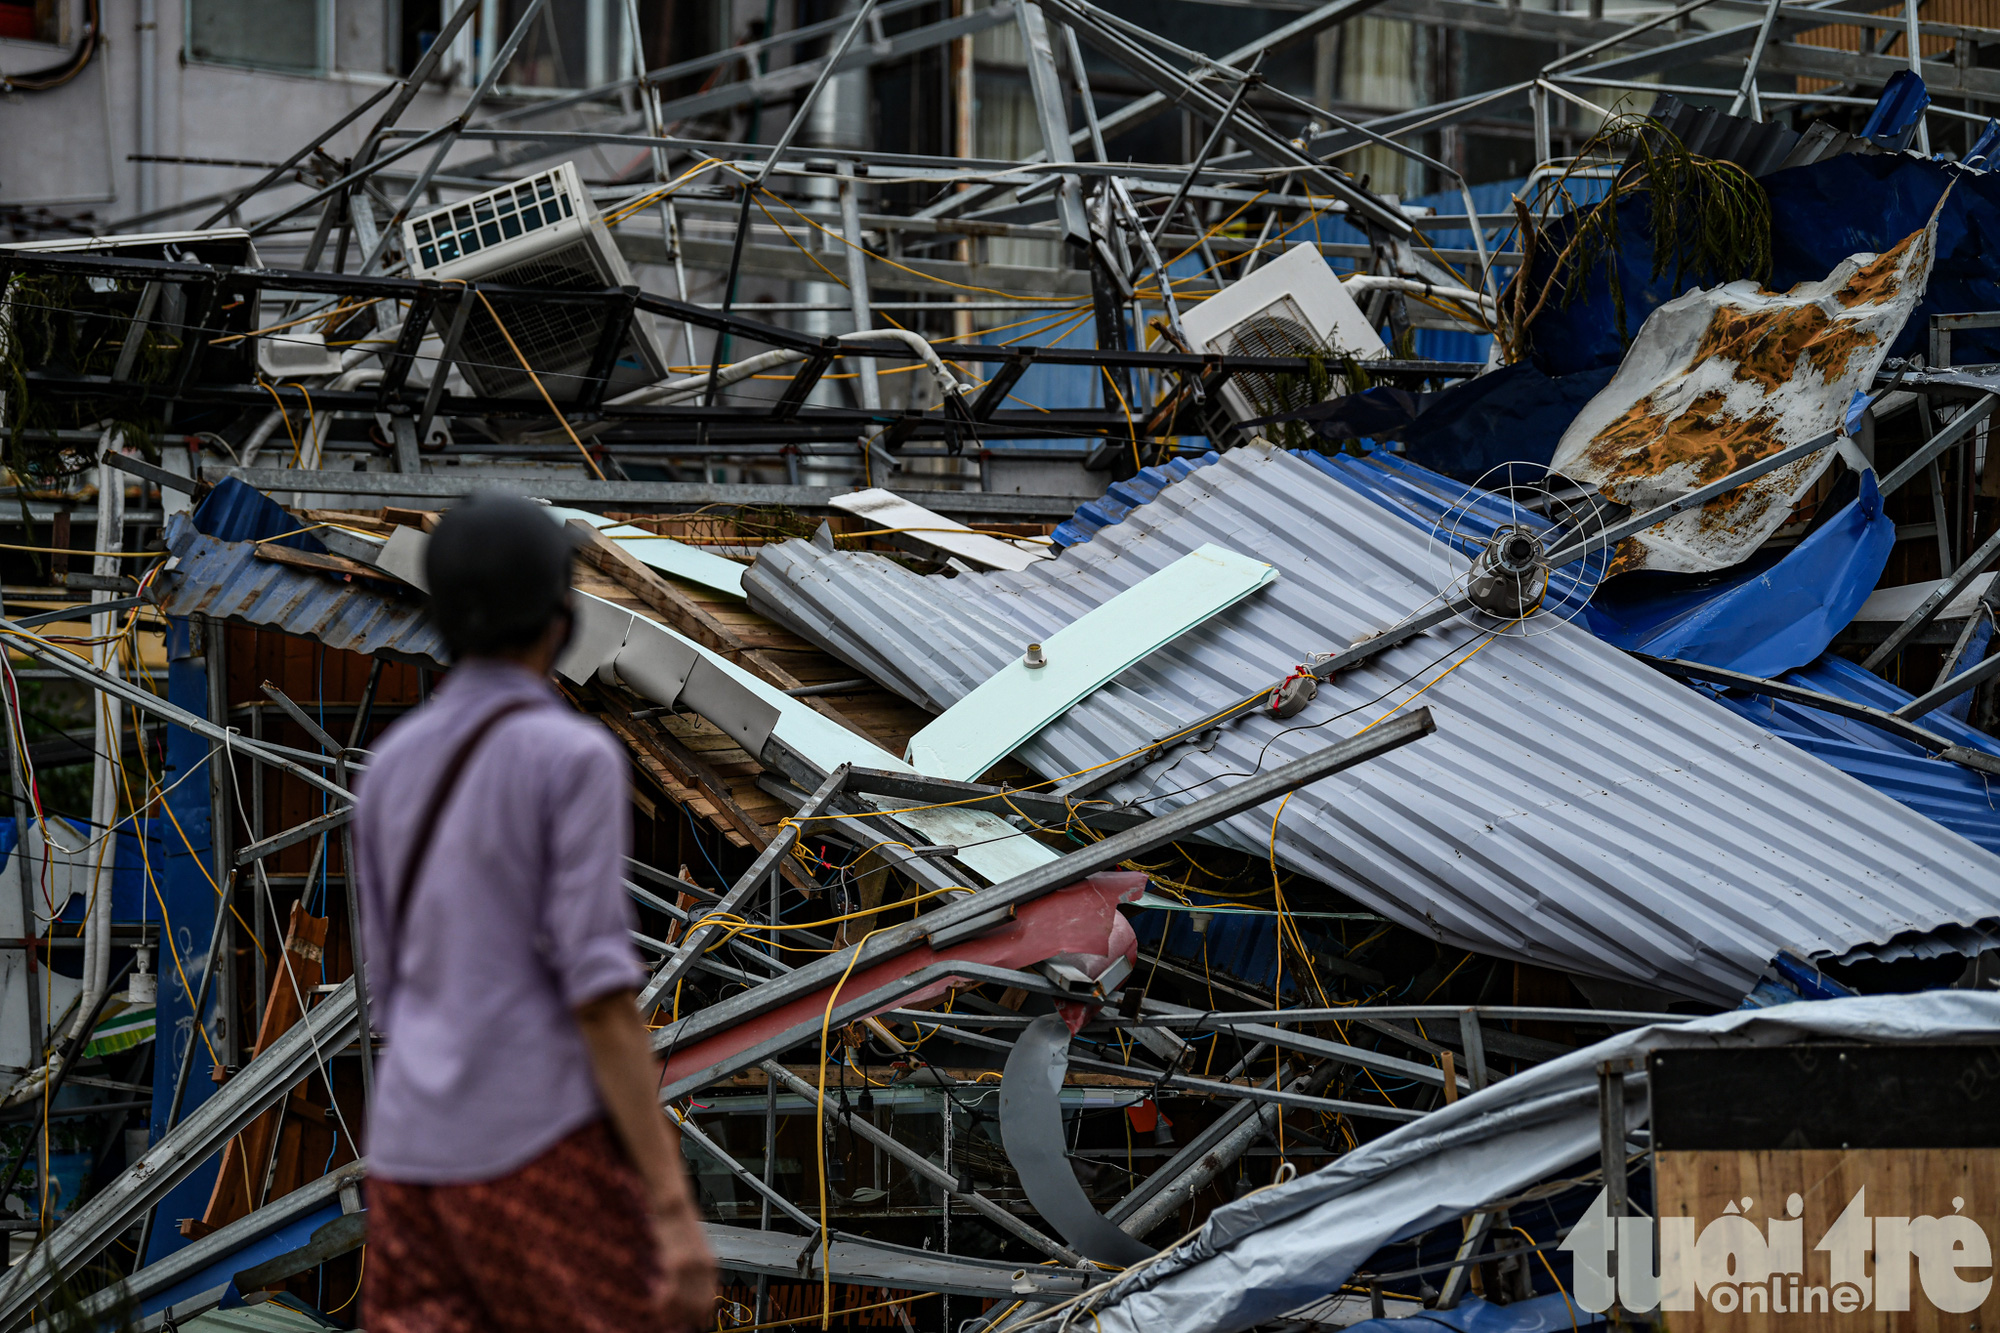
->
[469,289,607,482]
[1099,367,1143,473]
[754,185,1060,301]
[816,927,893,1328]
[209,298,383,346]
[116,707,223,1072]
[293,384,317,468]
[0,542,159,560]
[1510,1226,1579,1333]
[324,1248,365,1316]
[602,157,724,226]
[831,525,1053,544]
[775,689,1267,835]
[718,1292,936,1332]
[256,380,300,458]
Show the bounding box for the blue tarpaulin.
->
[1585,470,1895,675]
[1294,451,1893,676]
[1691,654,2000,855]
[1524,151,2000,374]
[1861,71,1931,149]
[1397,361,1618,479]
[0,816,167,924]
[1290,453,1997,849]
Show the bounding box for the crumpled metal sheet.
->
[1550,214,1938,575]
[1016,990,2000,1333]
[156,515,446,667]
[742,443,2000,1005]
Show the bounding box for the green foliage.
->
[1246,345,1340,452]
[1,273,170,482]
[1499,113,1773,363]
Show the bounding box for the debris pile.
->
[1,7,1999,1332]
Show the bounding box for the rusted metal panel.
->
[1551,214,1939,575]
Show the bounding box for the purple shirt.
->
[355,659,644,1182]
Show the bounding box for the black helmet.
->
[424,492,577,660]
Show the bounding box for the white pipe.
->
[83,437,123,1042]
[606,328,969,410]
[1341,274,1498,317]
[340,321,405,372]
[239,410,286,468]
[300,368,385,471]
[136,0,158,216]
[0,435,123,1109]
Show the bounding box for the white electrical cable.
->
[0,434,124,1109]
[606,327,970,410]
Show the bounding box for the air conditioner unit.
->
[401,161,667,403]
[1179,242,1387,425]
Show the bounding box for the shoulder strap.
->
[387,698,537,941]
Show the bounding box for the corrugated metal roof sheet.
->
[1313,451,1998,855]
[157,514,445,667]
[1702,654,2000,860]
[743,442,2000,1005]
[1050,452,1218,549]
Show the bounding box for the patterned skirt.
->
[364,1119,669,1333]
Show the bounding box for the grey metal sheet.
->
[158,515,447,667]
[743,443,2000,1005]
[705,1223,1093,1302]
[1013,990,2000,1333]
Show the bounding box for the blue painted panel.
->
[142,632,226,1265]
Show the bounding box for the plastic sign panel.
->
[1563,1044,2000,1330]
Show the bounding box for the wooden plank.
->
[597,701,810,883]
[1653,1148,2000,1331]
[251,543,404,587]
[194,905,329,1233]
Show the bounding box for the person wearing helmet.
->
[353,492,715,1333]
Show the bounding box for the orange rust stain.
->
[1580,228,1924,513]
[1584,391,1796,493]
[1833,227,1923,308]
[1684,302,1878,395]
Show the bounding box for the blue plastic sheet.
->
[1969,119,2000,170]
[1398,361,1618,479]
[1941,614,1995,722]
[1693,654,2000,855]
[1585,471,1894,675]
[0,816,162,923]
[1528,151,2000,373]
[190,476,327,552]
[1338,1293,1602,1333]
[1318,451,1894,676]
[1049,452,1218,549]
[1861,71,1931,149]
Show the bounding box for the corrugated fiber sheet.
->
[743,444,2000,1004]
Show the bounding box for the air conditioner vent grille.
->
[1216,299,1330,417]
[456,241,616,400]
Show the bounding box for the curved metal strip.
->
[999,1012,1155,1266]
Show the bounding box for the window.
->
[0,0,63,44]
[186,0,321,73]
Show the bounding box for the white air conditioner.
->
[1179,242,1386,425]
[401,161,667,403]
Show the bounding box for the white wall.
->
[2,0,460,229]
